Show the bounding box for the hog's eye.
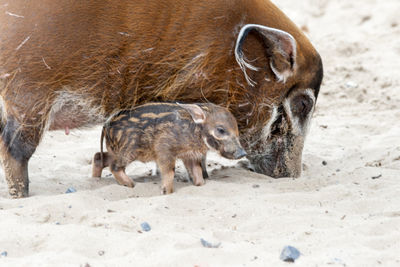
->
[216,127,226,135]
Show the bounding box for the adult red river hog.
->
[0,0,323,198]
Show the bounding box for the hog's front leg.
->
[0,117,43,198]
[183,159,205,187]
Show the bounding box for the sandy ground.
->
[1,0,400,266]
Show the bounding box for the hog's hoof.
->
[9,186,29,199]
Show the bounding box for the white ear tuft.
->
[235,24,297,85]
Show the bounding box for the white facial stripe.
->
[211,129,230,141]
[261,105,278,141]
[283,89,315,136]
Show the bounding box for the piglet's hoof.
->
[161,186,174,195]
[193,179,205,186]
[120,180,135,188]
[114,177,135,188]
[112,169,135,188]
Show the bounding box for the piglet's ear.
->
[235,24,297,85]
[178,104,206,124]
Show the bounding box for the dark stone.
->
[280,246,300,262]
[140,222,151,232]
[65,187,77,193]
[200,238,221,248]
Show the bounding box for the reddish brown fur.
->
[0,0,319,128]
[0,0,323,197]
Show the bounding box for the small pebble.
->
[0,251,7,257]
[252,184,260,188]
[55,222,60,225]
[322,160,327,166]
[65,187,77,194]
[98,250,105,256]
[345,81,358,88]
[140,222,151,232]
[280,246,300,262]
[200,238,221,248]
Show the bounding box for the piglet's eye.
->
[216,127,226,135]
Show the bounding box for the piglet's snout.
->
[233,147,247,159]
[221,139,247,160]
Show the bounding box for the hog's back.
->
[0,0,238,114]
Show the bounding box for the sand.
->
[1,0,400,266]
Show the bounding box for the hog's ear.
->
[235,24,297,86]
[178,104,206,124]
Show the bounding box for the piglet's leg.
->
[110,162,135,188]
[92,152,112,177]
[157,156,176,195]
[183,159,205,187]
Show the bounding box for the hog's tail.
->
[100,127,105,167]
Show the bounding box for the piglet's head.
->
[179,103,246,160]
